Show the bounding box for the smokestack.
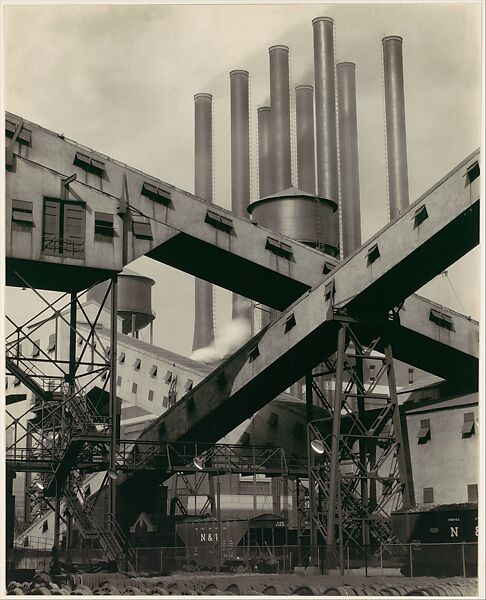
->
[269,45,292,193]
[295,84,316,195]
[230,70,252,321]
[313,17,339,207]
[257,106,273,198]
[193,93,215,352]
[383,35,409,219]
[337,62,361,257]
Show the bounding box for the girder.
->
[133,150,479,450]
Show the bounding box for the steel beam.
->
[132,151,479,451]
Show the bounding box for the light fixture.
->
[193,457,204,471]
[36,481,45,490]
[310,439,325,454]
[107,468,118,480]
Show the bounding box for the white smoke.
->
[190,317,252,363]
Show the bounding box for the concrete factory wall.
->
[404,394,479,505]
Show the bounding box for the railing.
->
[114,440,298,476]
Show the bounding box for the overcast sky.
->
[4,1,482,356]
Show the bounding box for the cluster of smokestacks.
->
[192,18,409,356]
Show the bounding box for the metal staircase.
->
[64,483,136,570]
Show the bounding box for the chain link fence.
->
[10,542,478,578]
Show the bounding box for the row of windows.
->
[417,413,476,444]
[422,484,478,504]
[115,376,178,409]
[11,198,159,258]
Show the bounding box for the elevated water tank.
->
[87,268,155,335]
[248,186,339,256]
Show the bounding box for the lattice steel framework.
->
[306,313,414,553]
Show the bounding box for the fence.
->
[10,542,477,578]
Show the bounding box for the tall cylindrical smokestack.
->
[337,62,361,257]
[230,70,252,322]
[258,106,273,198]
[295,85,316,195]
[193,93,215,351]
[269,45,292,193]
[230,70,250,218]
[383,35,409,219]
[313,17,339,208]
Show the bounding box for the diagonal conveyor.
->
[133,150,479,448]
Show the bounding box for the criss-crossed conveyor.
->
[5,114,479,390]
[132,150,479,450]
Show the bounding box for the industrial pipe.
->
[295,84,316,195]
[193,93,215,351]
[230,70,252,322]
[383,35,409,219]
[313,17,339,206]
[337,62,361,257]
[257,106,273,198]
[269,45,292,193]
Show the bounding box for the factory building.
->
[4,8,479,584]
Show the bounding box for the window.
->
[429,309,455,332]
[84,485,91,498]
[149,365,158,378]
[323,261,335,275]
[141,181,172,205]
[42,199,86,257]
[369,364,376,382]
[268,413,278,428]
[467,484,478,502]
[205,209,233,233]
[12,200,34,225]
[423,487,434,504]
[164,370,173,384]
[133,358,141,371]
[6,120,32,144]
[116,376,122,387]
[417,419,431,444]
[118,352,126,365]
[47,334,56,353]
[95,212,115,236]
[462,412,475,437]
[240,432,250,446]
[73,151,105,176]
[284,313,296,333]
[13,377,21,387]
[266,236,293,259]
[324,280,335,302]
[148,390,154,402]
[132,382,138,394]
[413,205,428,228]
[162,396,169,408]
[408,368,414,385]
[465,160,479,185]
[42,520,48,533]
[32,340,40,358]
[366,243,380,266]
[184,379,193,392]
[132,215,153,240]
[248,345,260,363]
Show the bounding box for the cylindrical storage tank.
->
[257,106,274,198]
[248,187,338,255]
[269,45,292,194]
[87,269,155,334]
[230,70,252,323]
[313,17,339,207]
[193,93,215,351]
[337,62,362,258]
[383,35,409,219]
[295,84,316,195]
